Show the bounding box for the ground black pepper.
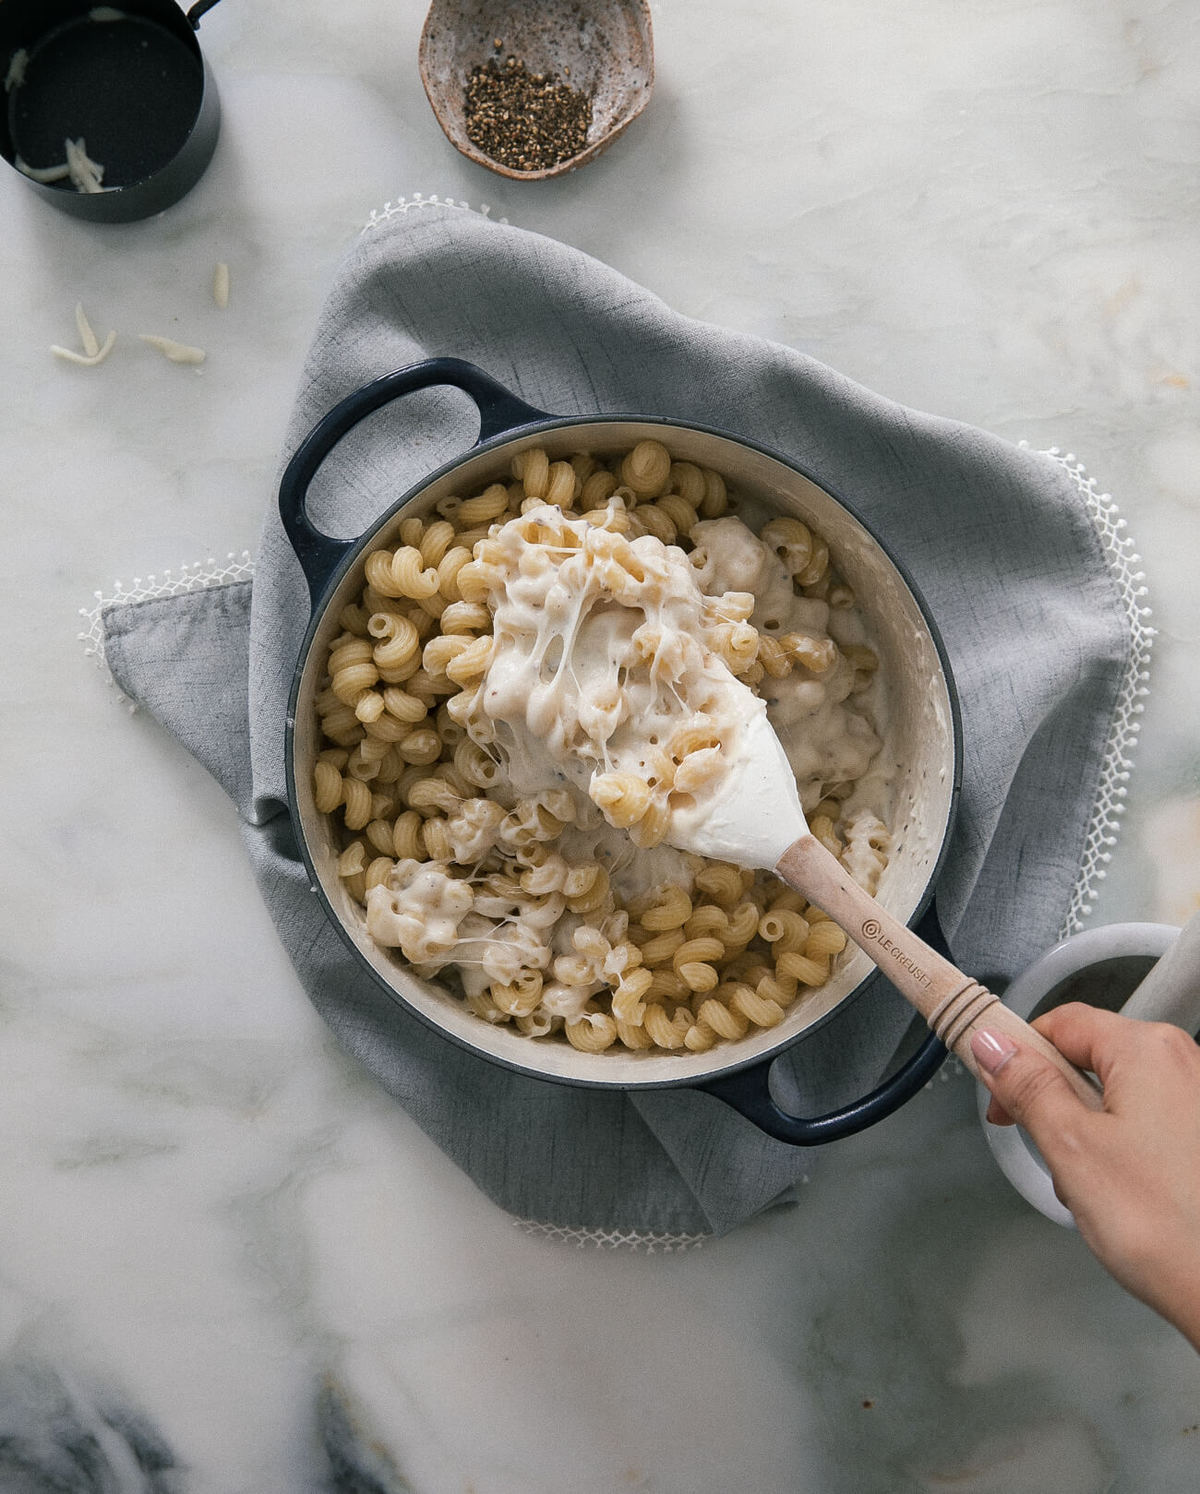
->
[464,52,593,173]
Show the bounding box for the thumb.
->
[971,1027,1091,1134]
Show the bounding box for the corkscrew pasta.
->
[309,438,892,1055]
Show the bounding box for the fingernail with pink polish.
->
[971,1028,1019,1075]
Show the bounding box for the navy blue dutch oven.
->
[279,358,961,1145]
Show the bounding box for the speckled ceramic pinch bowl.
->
[419,0,654,181]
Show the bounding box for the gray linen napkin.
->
[101,200,1138,1241]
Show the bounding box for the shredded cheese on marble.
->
[139,334,206,365]
[51,303,116,366]
[51,331,117,367]
[75,303,101,359]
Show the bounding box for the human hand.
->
[972,1002,1200,1350]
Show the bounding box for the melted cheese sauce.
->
[454,503,884,856]
[688,517,883,810]
[461,504,764,833]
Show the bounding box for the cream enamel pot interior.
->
[280,358,963,1144]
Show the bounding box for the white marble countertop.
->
[3,1,1199,1488]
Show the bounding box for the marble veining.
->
[2,0,1198,1489]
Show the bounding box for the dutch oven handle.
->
[278,357,550,610]
[699,904,951,1144]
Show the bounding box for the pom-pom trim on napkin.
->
[514,1220,711,1251]
[1034,448,1156,937]
[78,551,255,707]
[363,192,509,234]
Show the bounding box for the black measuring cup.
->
[1,0,223,221]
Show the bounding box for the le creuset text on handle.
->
[776,834,1103,1107]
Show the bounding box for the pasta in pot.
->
[310,439,893,1055]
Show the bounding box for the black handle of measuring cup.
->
[277,358,551,611]
[186,0,223,27]
[699,902,951,1145]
